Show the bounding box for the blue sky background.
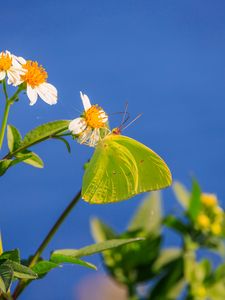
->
[1,1,225,299]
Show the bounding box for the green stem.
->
[0,100,11,149]
[12,189,82,299]
[0,86,22,150]
[3,80,8,100]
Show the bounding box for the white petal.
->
[80,91,91,111]
[0,71,6,81]
[17,56,26,65]
[69,117,87,134]
[7,69,21,85]
[99,112,108,122]
[90,129,100,147]
[78,127,92,144]
[36,82,57,105]
[27,85,38,105]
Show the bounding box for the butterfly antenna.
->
[122,113,142,131]
[120,101,129,128]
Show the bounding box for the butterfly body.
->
[82,133,172,204]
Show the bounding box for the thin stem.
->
[0,86,22,150]
[12,189,82,299]
[0,100,11,149]
[3,80,8,100]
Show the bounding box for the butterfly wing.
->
[82,134,172,204]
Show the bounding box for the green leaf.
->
[52,136,71,153]
[148,258,184,300]
[16,150,44,168]
[0,160,13,176]
[0,264,13,293]
[163,215,188,234]
[128,192,162,234]
[0,249,20,263]
[215,263,225,281]
[7,125,22,152]
[21,120,70,149]
[0,154,39,176]
[52,238,143,258]
[188,179,202,220]
[153,248,182,272]
[173,181,190,209]
[50,255,96,270]
[91,218,117,243]
[32,261,59,277]
[3,260,37,279]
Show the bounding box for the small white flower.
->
[16,60,57,106]
[0,50,24,85]
[69,92,109,147]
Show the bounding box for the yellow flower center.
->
[197,214,210,229]
[201,193,218,207]
[85,105,106,128]
[0,52,12,71]
[21,61,47,88]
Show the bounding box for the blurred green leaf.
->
[214,263,225,281]
[163,215,188,234]
[52,238,143,258]
[0,263,13,293]
[91,218,117,243]
[188,179,202,221]
[7,124,22,152]
[173,181,190,209]
[128,192,161,234]
[16,150,44,168]
[50,255,96,270]
[99,231,161,284]
[208,282,225,300]
[153,248,181,272]
[148,257,184,300]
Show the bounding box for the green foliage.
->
[188,179,202,221]
[7,124,22,152]
[50,255,96,270]
[21,120,70,149]
[173,181,190,209]
[128,192,162,234]
[0,263,13,293]
[1,120,71,176]
[0,249,37,293]
[90,188,225,300]
[15,150,44,168]
[31,261,59,278]
[52,238,143,260]
[91,193,163,285]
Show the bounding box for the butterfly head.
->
[112,127,121,135]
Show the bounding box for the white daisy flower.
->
[0,50,24,85]
[69,92,109,147]
[17,60,57,106]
